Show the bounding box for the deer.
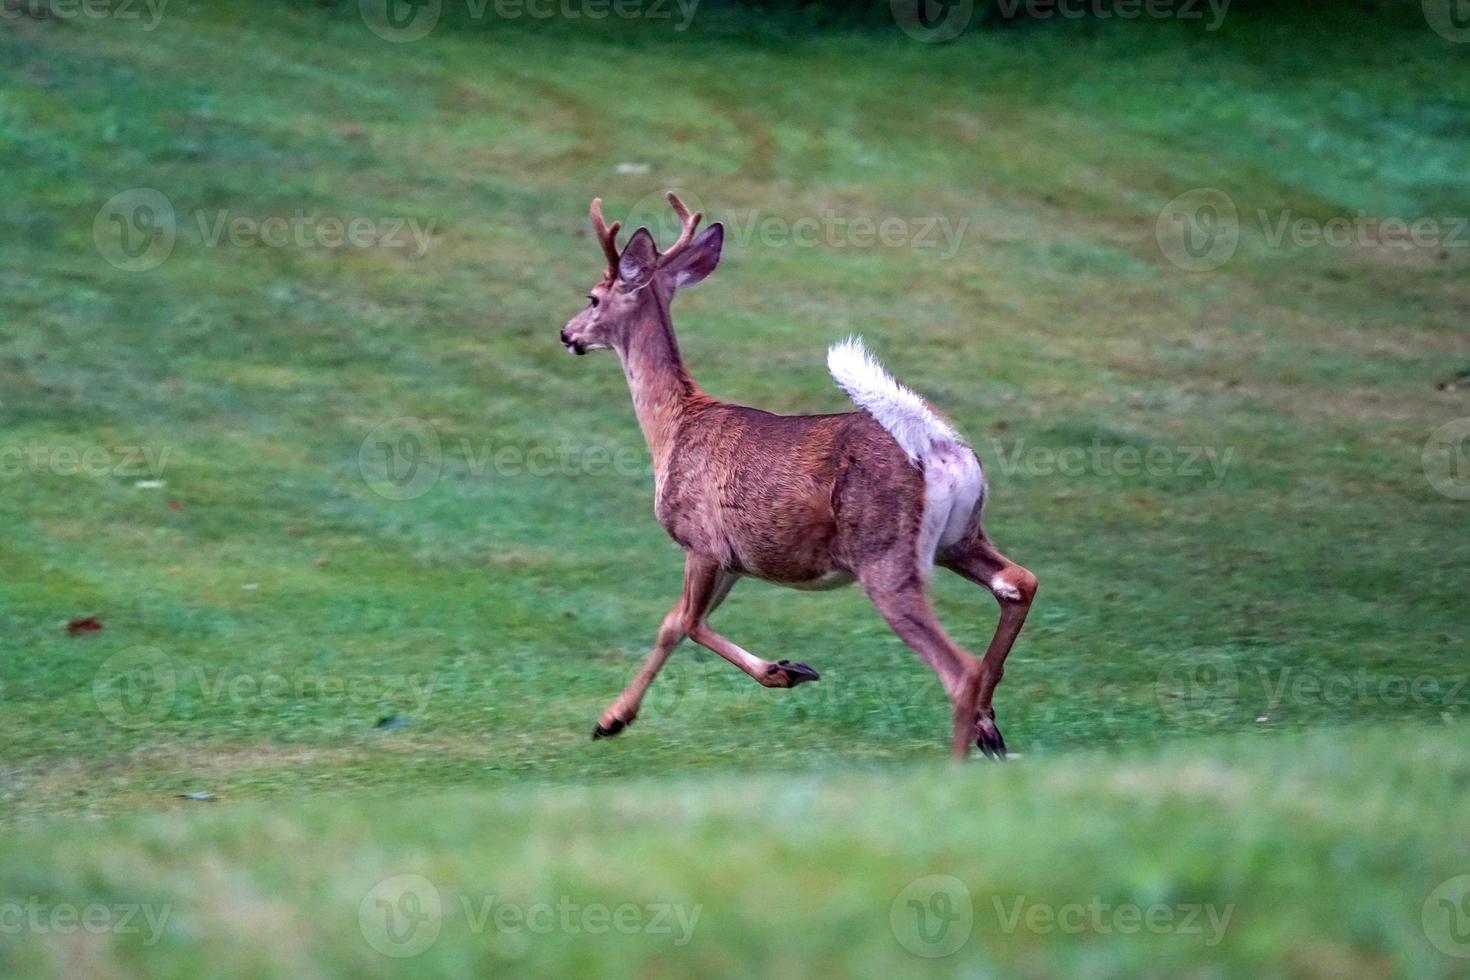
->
[559,192,1037,759]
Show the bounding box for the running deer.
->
[560,193,1037,758]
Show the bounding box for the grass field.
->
[2,1,1469,975]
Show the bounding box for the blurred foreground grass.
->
[3,724,1469,977]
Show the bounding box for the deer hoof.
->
[974,713,1007,760]
[591,718,628,740]
[766,660,820,687]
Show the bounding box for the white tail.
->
[826,336,958,462]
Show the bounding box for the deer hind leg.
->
[859,554,986,760]
[938,531,1037,756]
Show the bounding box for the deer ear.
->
[618,227,658,286]
[662,223,723,291]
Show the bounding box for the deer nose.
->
[560,329,586,356]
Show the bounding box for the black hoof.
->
[975,714,1007,760]
[591,718,627,740]
[766,659,820,687]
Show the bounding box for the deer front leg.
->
[592,554,743,740]
[592,605,686,739]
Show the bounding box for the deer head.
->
[560,192,724,356]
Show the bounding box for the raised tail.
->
[826,336,960,462]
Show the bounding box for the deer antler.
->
[590,197,622,274]
[657,191,703,266]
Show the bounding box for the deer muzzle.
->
[560,328,587,356]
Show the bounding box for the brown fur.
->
[562,194,1037,758]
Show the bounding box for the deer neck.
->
[615,295,702,474]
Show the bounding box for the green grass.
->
[4,724,1470,978]
[2,1,1468,974]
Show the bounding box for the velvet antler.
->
[589,197,622,275]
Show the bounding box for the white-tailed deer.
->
[561,193,1037,759]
